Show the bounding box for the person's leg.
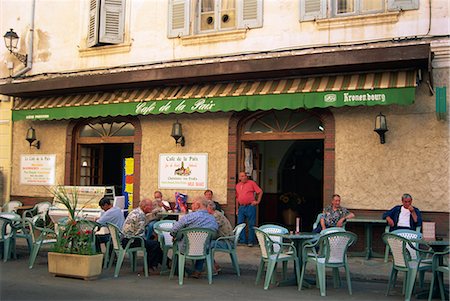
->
[237,206,247,244]
[247,205,257,245]
[145,239,163,269]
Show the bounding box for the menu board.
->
[158,153,208,189]
[20,154,56,185]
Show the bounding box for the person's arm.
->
[411,207,422,227]
[320,217,326,230]
[382,206,396,227]
[252,182,263,205]
[337,211,354,227]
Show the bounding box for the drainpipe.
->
[12,0,35,77]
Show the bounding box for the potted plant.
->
[279,192,303,226]
[47,186,103,280]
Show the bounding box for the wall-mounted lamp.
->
[374,112,388,144]
[26,126,40,149]
[318,122,324,132]
[171,121,185,146]
[3,28,27,66]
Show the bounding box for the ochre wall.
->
[138,112,230,205]
[333,72,449,212]
[11,120,68,197]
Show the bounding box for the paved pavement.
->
[0,240,446,301]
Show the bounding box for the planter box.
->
[48,252,103,280]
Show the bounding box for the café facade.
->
[3,39,449,239]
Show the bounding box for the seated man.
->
[206,200,233,274]
[171,196,218,279]
[382,193,422,231]
[204,189,223,213]
[314,194,355,233]
[145,190,167,241]
[95,197,125,252]
[122,198,163,272]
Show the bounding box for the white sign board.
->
[20,154,56,185]
[158,153,208,189]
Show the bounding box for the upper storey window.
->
[88,0,125,47]
[300,0,418,21]
[168,0,263,38]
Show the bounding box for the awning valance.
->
[12,70,417,121]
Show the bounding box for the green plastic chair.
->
[26,218,57,269]
[384,225,421,263]
[259,224,289,253]
[254,227,300,290]
[169,227,215,285]
[382,233,432,301]
[106,222,148,278]
[211,223,246,276]
[0,216,17,262]
[428,247,449,301]
[154,219,176,274]
[300,231,357,296]
[22,202,52,227]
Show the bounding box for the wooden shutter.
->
[237,0,263,29]
[168,0,190,38]
[99,0,125,44]
[387,0,419,11]
[300,0,326,21]
[87,0,100,47]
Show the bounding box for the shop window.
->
[300,0,418,21]
[243,110,322,134]
[168,0,263,38]
[87,0,125,47]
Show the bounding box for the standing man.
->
[171,196,218,279]
[235,171,263,247]
[122,198,163,273]
[383,193,422,231]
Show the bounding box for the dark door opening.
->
[78,143,133,195]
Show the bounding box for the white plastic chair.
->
[1,201,22,213]
[154,220,176,274]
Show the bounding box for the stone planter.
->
[48,252,103,280]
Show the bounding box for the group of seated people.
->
[314,193,422,232]
[94,189,231,277]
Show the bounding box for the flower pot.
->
[282,208,297,226]
[48,252,103,280]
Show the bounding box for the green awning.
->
[12,71,417,121]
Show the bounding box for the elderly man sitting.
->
[171,196,218,279]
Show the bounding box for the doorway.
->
[237,109,333,231]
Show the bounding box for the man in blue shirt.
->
[95,197,125,252]
[171,196,218,278]
[382,193,422,231]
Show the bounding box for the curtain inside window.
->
[336,0,355,14]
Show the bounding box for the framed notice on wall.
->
[158,153,208,190]
[20,154,56,185]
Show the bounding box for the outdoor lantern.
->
[3,28,27,65]
[171,121,185,146]
[374,112,388,144]
[26,126,40,149]
[318,122,324,132]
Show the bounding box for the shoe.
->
[148,267,160,276]
[214,263,222,272]
[247,243,253,247]
[191,271,201,279]
[212,269,219,276]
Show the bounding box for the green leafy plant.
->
[50,186,98,255]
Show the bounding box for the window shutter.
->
[387,0,419,11]
[168,0,190,38]
[300,0,326,21]
[88,0,100,47]
[99,0,125,44]
[237,0,263,29]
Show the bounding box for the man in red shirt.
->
[235,171,263,247]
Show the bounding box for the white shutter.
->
[168,0,190,38]
[237,0,263,29]
[300,0,326,21]
[99,0,125,44]
[387,0,419,11]
[87,0,100,47]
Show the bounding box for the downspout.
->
[12,0,35,77]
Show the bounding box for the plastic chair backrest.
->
[259,224,288,252]
[179,227,215,256]
[3,201,22,213]
[107,223,123,251]
[233,223,246,247]
[320,227,346,235]
[320,231,357,264]
[154,220,175,247]
[0,217,13,239]
[383,233,412,268]
[391,229,422,260]
[35,202,51,217]
[254,228,271,259]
